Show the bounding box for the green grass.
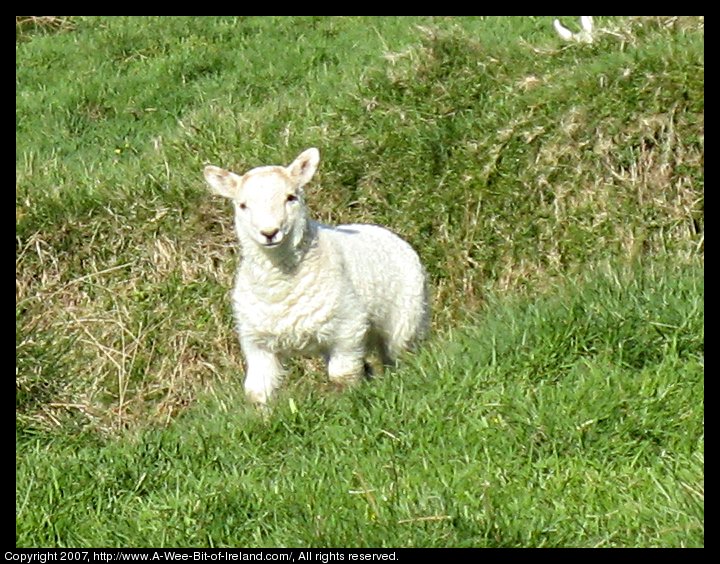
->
[16,263,703,547]
[16,16,703,546]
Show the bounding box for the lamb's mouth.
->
[261,239,283,248]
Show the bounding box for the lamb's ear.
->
[204,165,240,199]
[287,148,320,187]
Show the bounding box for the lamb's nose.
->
[261,228,280,242]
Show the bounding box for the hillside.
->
[16,16,703,547]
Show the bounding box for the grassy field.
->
[16,16,703,547]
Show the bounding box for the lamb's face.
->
[204,148,320,252]
[233,167,305,249]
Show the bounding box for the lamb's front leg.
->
[241,340,284,406]
[327,345,366,388]
[326,315,369,387]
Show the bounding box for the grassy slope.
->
[16,17,703,546]
[16,264,703,547]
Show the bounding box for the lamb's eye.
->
[238,202,247,210]
[286,194,298,203]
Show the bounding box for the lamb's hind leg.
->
[377,326,416,368]
[368,330,398,372]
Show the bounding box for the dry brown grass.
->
[16,16,74,38]
[16,201,243,433]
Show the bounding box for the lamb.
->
[553,16,595,44]
[204,148,429,406]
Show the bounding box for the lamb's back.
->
[320,223,426,316]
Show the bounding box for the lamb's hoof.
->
[255,402,272,420]
[328,374,362,392]
[246,397,272,419]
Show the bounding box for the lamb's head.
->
[204,148,320,252]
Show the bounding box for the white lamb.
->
[204,148,429,406]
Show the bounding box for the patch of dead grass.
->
[16,16,74,39]
[16,201,242,434]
